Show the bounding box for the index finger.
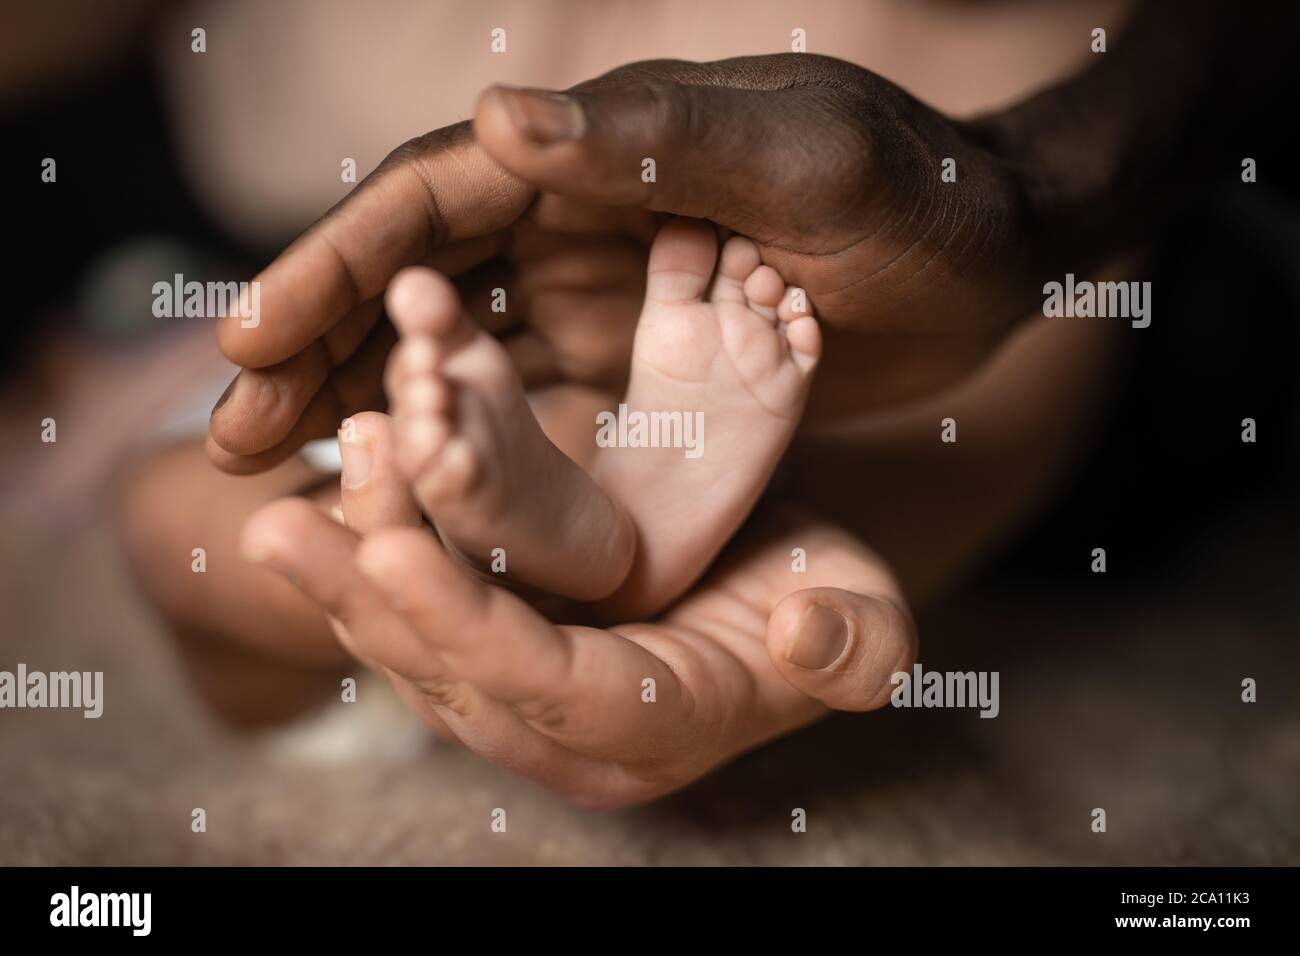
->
[218,124,533,370]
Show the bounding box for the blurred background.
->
[2,0,1297,864]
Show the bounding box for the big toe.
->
[386,267,464,339]
[645,217,719,304]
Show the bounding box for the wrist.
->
[958,106,1115,284]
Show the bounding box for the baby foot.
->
[593,217,821,618]
[384,268,635,601]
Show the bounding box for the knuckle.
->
[411,673,475,718]
[507,658,580,732]
[369,131,461,252]
[510,692,574,734]
[640,80,693,140]
[268,345,330,411]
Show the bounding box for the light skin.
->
[209,0,1296,469]
[245,224,881,807]
[243,411,915,809]
[120,268,1122,752]
[383,218,822,617]
[208,54,1039,474]
[134,3,1288,796]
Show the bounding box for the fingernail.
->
[339,427,373,488]
[211,376,238,417]
[786,604,850,670]
[499,87,586,144]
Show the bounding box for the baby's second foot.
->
[594,217,821,618]
[384,268,634,601]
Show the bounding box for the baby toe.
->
[385,335,439,401]
[718,235,762,282]
[386,267,471,343]
[743,265,786,309]
[776,285,813,322]
[785,316,822,372]
[397,413,451,481]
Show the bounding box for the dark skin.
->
[208,55,1023,474]
[207,0,1297,473]
[161,1,1298,799]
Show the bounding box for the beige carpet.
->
[2,498,1296,865]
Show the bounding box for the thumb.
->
[338,411,423,533]
[767,587,918,712]
[474,75,849,236]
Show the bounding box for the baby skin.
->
[382,217,820,619]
